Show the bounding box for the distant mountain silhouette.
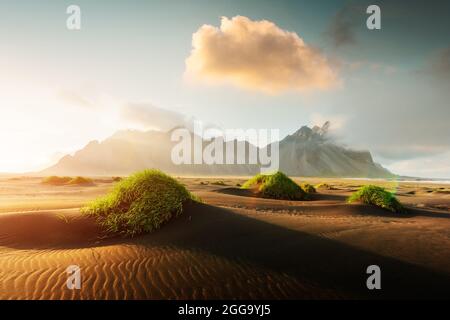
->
[41,123,393,177]
[273,122,392,177]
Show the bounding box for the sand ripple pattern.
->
[0,244,337,300]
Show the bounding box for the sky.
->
[0,0,449,178]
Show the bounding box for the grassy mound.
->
[315,183,334,190]
[42,176,72,185]
[42,176,94,186]
[301,183,316,194]
[81,170,200,236]
[67,176,94,185]
[211,180,227,186]
[241,172,307,200]
[347,185,405,213]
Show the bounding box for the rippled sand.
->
[0,177,449,299]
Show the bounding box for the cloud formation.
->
[120,103,194,132]
[327,7,359,48]
[57,90,94,109]
[330,73,450,167]
[385,151,450,179]
[185,16,338,94]
[424,46,450,82]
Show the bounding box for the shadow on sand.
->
[140,202,450,299]
[1,202,449,299]
[214,187,450,220]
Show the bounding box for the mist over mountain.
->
[41,122,393,178]
[274,122,391,177]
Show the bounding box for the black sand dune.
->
[0,177,449,299]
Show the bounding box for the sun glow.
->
[0,76,122,173]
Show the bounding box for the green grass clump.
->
[67,176,94,185]
[301,183,316,194]
[42,176,94,186]
[315,183,334,190]
[42,176,72,185]
[211,180,227,186]
[81,169,200,236]
[347,185,405,213]
[241,172,307,200]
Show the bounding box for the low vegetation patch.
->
[300,183,316,194]
[8,177,25,181]
[211,180,227,186]
[67,176,94,185]
[81,169,200,236]
[347,185,405,213]
[432,188,450,194]
[42,176,93,186]
[42,176,73,185]
[241,172,307,200]
[315,183,334,190]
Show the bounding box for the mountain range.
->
[41,122,393,178]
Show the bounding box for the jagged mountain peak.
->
[41,122,392,178]
[288,122,331,142]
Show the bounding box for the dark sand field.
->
[0,176,449,299]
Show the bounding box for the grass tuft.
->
[67,176,94,185]
[241,172,307,200]
[42,176,72,185]
[211,180,227,186]
[300,183,316,194]
[315,183,334,190]
[347,185,405,213]
[42,176,93,186]
[81,169,200,236]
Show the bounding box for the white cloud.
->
[120,103,195,132]
[185,16,339,94]
[385,151,450,179]
[310,113,348,131]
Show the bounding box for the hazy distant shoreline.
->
[344,177,450,184]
